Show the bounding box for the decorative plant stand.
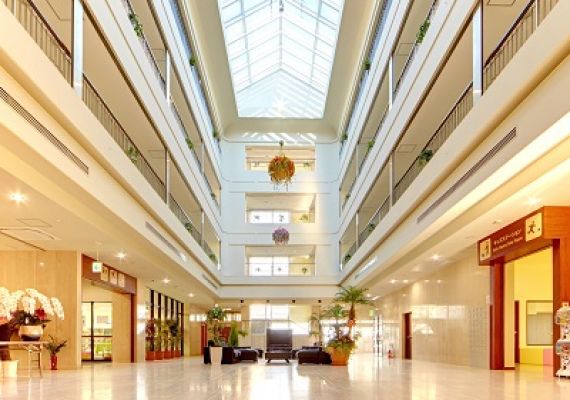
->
[555,302,570,378]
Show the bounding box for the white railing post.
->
[165,49,172,103]
[388,153,395,206]
[388,54,394,110]
[472,0,483,100]
[165,150,171,205]
[72,0,84,96]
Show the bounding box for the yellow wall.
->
[0,251,81,369]
[513,248,553,365]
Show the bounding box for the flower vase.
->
[50,355,58,370]
[18,325,43,341]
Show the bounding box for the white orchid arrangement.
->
[0,287,64,322]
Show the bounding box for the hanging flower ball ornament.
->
[268,141,295,189]
[272,227,290,245]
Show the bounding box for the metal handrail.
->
[393,82,473,203]
[358,195,390,244]
[358,103,390,172]
[169,195,202,244]
[170,99,202,170]
[120,0,165,90]
[339,0,393,152]
[166,0,218,152]
[483,0,559,90]
[393,0,439,97]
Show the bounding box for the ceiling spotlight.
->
[116,252,126,259]
[436,279,443,284]
[403,279,409,284]
[390,279,398,284]
[9,192,26,203]
[424,280,430,283]
[431,254,442,262]
[162,278,171,284]
[527,197,541,207]
[366,293,372,298]
[188,293,195,298]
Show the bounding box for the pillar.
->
[472,0,483,100]
[72,0,84,95]
[490,259,504,370]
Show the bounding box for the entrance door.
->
[403,312,412,360]
[82,302,113,361]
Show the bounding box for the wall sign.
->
[81,255,136,294]
[478,210,545,265]
[92,261,103,273]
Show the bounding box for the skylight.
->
[218,0,344,119]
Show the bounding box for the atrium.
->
[0,0,569,398]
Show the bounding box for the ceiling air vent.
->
[417,128,517,223]
[0,227,59,241]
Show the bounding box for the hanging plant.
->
[416,18,431,44]
[129,13,144,38]
[418,149,434,166]
[268,141,295,189]
[341,132,348,143]
[272,227,289,246]
[127,146,140,164]
[212,130,220,142]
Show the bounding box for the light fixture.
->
[436,279,443,284]
[162,278,170,284]
[424,279,430,283]
[527,197,541,207]
[390,279,398,284]
[9,192,26,203]
[403,279,409,284]
[116,252,126,260]
[188,293,195,298]
[430,254,442,262]
[366,293,372,298]
[492,219,503,225]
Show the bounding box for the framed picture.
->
[110,269,118,285]
[101,266,109,282]
[118,273,125,288]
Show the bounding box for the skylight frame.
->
[218,0,344,119]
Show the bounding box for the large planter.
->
[2,360,18,377]
[18,325,43,341]
[164,350,172,359]
[0,323,11,361]
[145,351,156,361]
[327,348,351,366]
[155,351,163,360]
[174,349,181,358]
[209,346,223,365]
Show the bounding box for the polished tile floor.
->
[1,354,570,399]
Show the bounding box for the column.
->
[72,0,84,95]
[165,50,172,102]
[472,0,483,100]
[553,238,570,375]
[201,211,205,246]
[490,259,505,370]
[388,153,395,206]
[355,212,360,247]
[388,54,394,109]
[165,150,171,205]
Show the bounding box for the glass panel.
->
[81,337,92,361]
[93,303,113,336]
[249,211,273,223]
[527,301,553,345]
[81,303,92,336]
[218,0,344,118]
[93,337,112,361]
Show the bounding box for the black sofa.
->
[297,347,332,365]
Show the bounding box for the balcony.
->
[1,0,219,268]
[339,0,560,269]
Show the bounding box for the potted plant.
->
[127,146,140,164]
[416,18,431,44]
[301,266,309,275]
[129,13,144,38]
[208,254,218,264]
[309,309,327,346]
[341,132,348,143]
[343,254,352,264]
[367,222,376,233]
[212,130,220,142]
[186,137,194,150]
[161,322,172,359]
[324,304,351,365]
[189,56,197,67]
[272,227,289,246]
[45,335,67,370]
[227,321,247,347]
[154,335,163,360]
[166,319,180,357]
[300,214,310,223]
[367,140,375,151]
[363,59,371,71]
[206,305,227,364]
[334,286,373,336]
[145,319,157,361]
[418,149,433,166]
[11,309,50,341]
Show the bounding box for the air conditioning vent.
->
[417,128,517,223]
[0,227,59,241]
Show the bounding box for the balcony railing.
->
[247,263,315,277]
[483,0,559,90]
[393,0,439,97]
[170,99,202,170]
[120,0,165,91]
[340,0,560,270]
[393,82,473,203]
[3,0,220,267]
[358,195,390,245]
[202,240,218,266]
[341,241,358,268]
[340,0,393,153]
[166,0,218,152]
[169,195,202,244]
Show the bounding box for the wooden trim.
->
[490,260,504,370]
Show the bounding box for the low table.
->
[265,350,291,364]
[0,341,46,377]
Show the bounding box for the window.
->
[248,304,309,334]
[218,0,344,118]
[249,256,290,276]
[248,210,291,224]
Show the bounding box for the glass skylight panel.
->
[218,0,344,118]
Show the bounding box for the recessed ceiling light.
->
[527,197,540,207]
[402,294,407,297]
[492,219,503,225]
[38,262,45,267]
[188,293,195,298]
[116,252,126,259]
[403,279,409,284]
[162,278,170,284]
[366,293,372,298]
[390,279,398,284]
[431,254,442,261]
[9,192,26,203]
[424,280,430,283]
[436,280,443,284]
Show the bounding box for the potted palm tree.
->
[206,305,226,364]
[334,286,373,336]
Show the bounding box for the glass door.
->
[82,302,113,361]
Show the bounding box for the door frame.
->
[514,300,520,364]
[81,301,113,362]
[403,312,412,360]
